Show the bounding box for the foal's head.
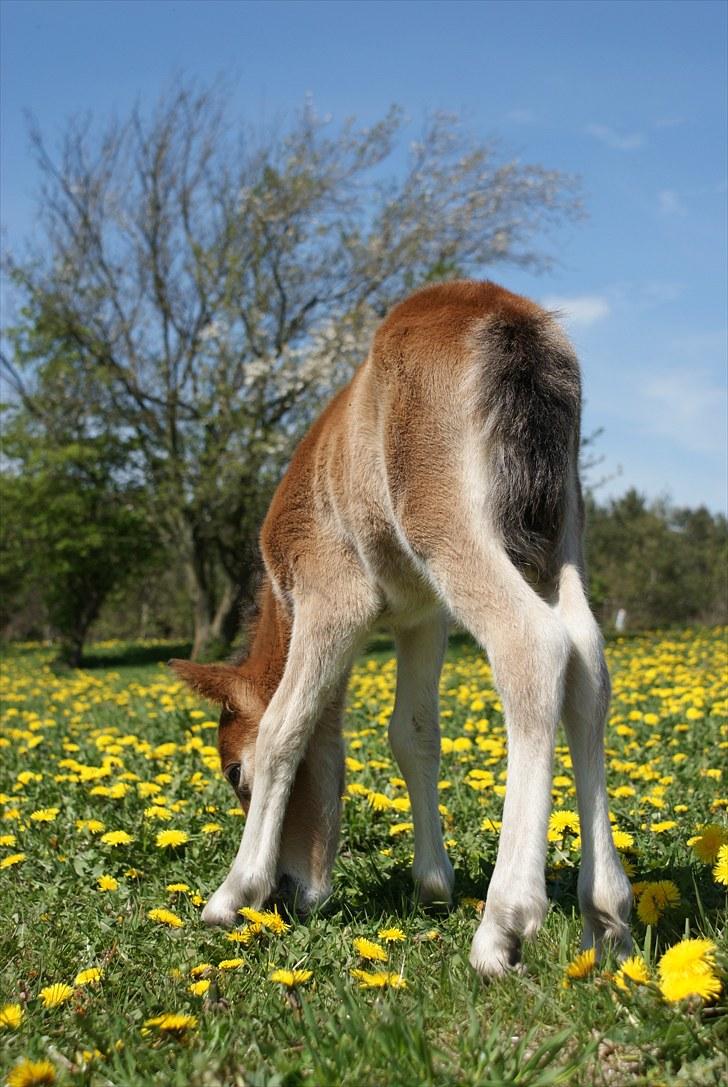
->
[168,660,264,812]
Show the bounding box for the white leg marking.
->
[558,564,632,958]
[389,616,454,904]
[203,601,368,927]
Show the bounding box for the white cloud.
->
[585,123,644,151]
[506,108,536,124]
[541,294,611,328]
[657,189,686,216]
[641,367,727,458]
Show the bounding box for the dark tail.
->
[478,312,581,580]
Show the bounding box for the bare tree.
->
[2,80,582,656]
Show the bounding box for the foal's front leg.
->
[202,606,363,927]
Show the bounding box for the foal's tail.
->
[477,311,581,580]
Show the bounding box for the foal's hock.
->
[171,280,633,977]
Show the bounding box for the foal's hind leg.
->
[427,543,570,976]
[558,563,632,957]
[389,615,454,904]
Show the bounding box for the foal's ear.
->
[168,659,241,706]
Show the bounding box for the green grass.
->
[1,630,726,1086]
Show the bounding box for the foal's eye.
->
[225,763,241,789]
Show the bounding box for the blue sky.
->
[2,0,726,511]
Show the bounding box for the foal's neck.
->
[242,576,292,702]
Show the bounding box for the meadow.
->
[1,629,726,1087]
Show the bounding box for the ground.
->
[1,629,726,1086]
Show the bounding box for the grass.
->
[1,628,726,1086]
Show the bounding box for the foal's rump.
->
[370,279,581,577]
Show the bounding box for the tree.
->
[584,490,728,629]
[1,334,159,665]
[2,80,582,656]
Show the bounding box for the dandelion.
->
[611,829,635,851]
[614,956,651,990]
[100,830,133,846]
[713,843,728,885]
[0,852,26,869]
[190,963,213,977]
[0,833,17,846]
[76,819,105,834]
[239,906,268,925]
[166,882,190,893]
[658,938,716,976]
[7,1059,57,1087]
[226,927,259,943]
[378,927,406,942]
[0,1002,24,1028]
[155,829,189,848]
[142,1012,197,1034]
[201,822,223,833]
[636,880,680,925]
[689,824,728,863]
[259,909,290,935]
[269,968,313,987]
[218,958,245,970]
[564,947,597,985]
[97,874,118,891]
[350,968,407,990]
[30,808,59,823]
[39,982,75,1008]
[660,970,722,1002]
[189,979,210,996]
[147,907,184,928]
[353,937,388,962]
[74,967,102,986]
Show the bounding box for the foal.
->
[171,280,632,977]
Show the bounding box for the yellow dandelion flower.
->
[97,874,118,892]
[269,968,313,987]
[201,822,223,833]
[259,909,290,935]
[74,968,102,986]
[0,833,17,846]
[238,906,268,925]
[0,852,26,869]
[165,882,190,893]
[147,907,184,928]
[650,820,677,833]
[659,969,722,1003]
[217,958,245,970]
[378,927,406,942]
[611,829,635,851]
[100,830,133,846]
[189,979,210,996]
[353,937,388,962]
[39,982,75,1008]
[190,963,213,978]
[713,843,728,885]
[142,1012,197,1034]
[614,956,651,990]
[155,829,189,848]
[389,822,414,836]
[30,808,59,823]
[76,819,105,834]
[658,937,717,977]
[350,969,407,990]
[690,824,728,863]
[0,1002,24,1029]
[564,947,597,983]
[7,1059,57,1087]
[226,926,259,943]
